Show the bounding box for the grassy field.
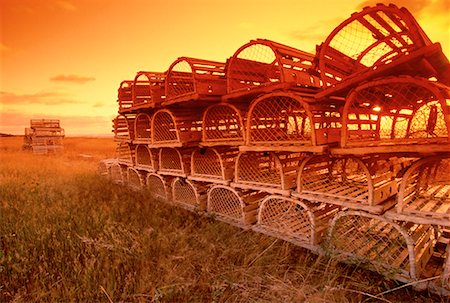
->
[0,137,448,302]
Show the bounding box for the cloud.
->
[0,43,11,53]
[0,91,79,105]
[289,17,344,45]
[55,0,77,12]
[92,102,106,108]
[50,74,95,84]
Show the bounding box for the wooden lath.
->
[225,39,320,99]
[113,114,135,143]
[132,71,166,109]
[110,162,128,184]
[116,142,135,166]
[134,113,152,144]
[127,167,146,190]
[23,119,65,154]
[293,154,402,214]
[171,178,208,212]
[158,147,191,177]
[201,102,246,146]
[164,57,227,105]
[386,155,450,226]
[207,185,268,229]
[117,80,134,113]
[134,145,158,172]
[189,147,238,185]
[231,151,304,196]
[253,195,339,252]
[146,173,172,201]
[336,76,450,154]
[151,108,202,147]
[325,210,436,283]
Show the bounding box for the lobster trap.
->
[110,162,128,184]
[133,113,152,144]
[386,156,450,226]
[171,178,208,212]
[164,57,227,105]
[253,195,339,252]
[134,145,158,172]
[158,147,191,177]
[113,114,135,142]
[115,142,135,166]
[336,77,450,154]
[243,92,341,152]
[231,151,303,195]
[325,210,436,283]
[151,108,202,147]
[132,71,165,109]
[98,159,117,178]
[201,103,246,146]
[189,147,238,185]
[23,119,65,154]
[316,3,448,98]
[117,80,133,113]
[146,173,172,201]
[207,186,268,229]
[225,39,319,100]
[127,167,145,190]
[293,155,399,214]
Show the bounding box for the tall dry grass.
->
[0,137,447,302]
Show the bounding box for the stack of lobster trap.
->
[98,4,450,294]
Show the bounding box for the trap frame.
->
[146,173,172,202]
[189,147,238,185]
[134,145,158,172]
[132,71,165,109]
[171,178,208,212]
[113,114,135,143]
[117,80,134,113]
[158,147,191,177]
[133,113,152,144]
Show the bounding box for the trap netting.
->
[116,142,135,166]
[151,109,202,146]
[110,162,127,184]
[171,178,208,212]
[326,211,436,282]
[189,147,237,184]
[132,71,165,108]
[202,103,246,146]
[317,3,431,86]
[232,151,303,195]
[395,156,450,226]
[158,147,191,177]
[294,155,398,213]
[254,195,339,251]
[164,57,227,104]
[226,39,319,97]
[117,80,133,112]
[343,77,450,150]
[134,145,158,172]
[127,167,145,190]
[98,159,116,178]
[207,186,268,229]
[134,113,152,144]
[113,114,135,142]
[146,173,171,201]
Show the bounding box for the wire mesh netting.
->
[208,186,244,226]
[146,174,168,201]
[135,145,157,171]
[191,148,224,178]
[116,142,134,165]
[127,168,143,189]
[166,59,194,100]
[152,110,178,143]
[159,147,183,171]
[132,72,165,107]
[172,178,198,209]
[344,78,450,147]
[110,163,124,183]
[113,114,135,142]
[202,103,245,144]
[319,4,429,86]
[134,113,152,143]
[399,157,450,222]
[247,94,312,145]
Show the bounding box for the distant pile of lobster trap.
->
[23,119,64,154]
[99,4,450,294]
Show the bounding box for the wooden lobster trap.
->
[171,178,208,212]
[315,3,449,99]
[325,210,436,283]
[132,71,165,109]
[189,147,238,185]
[293,155,401,214]
[253,195,339,252]
[146,173,173,201]
[134,145,158,172]
[113,114,135,143]
[163,57,227,105]
[151,108,202,147]
[158,147,191,177]
[225,39,320,100]
[23,119,65,154]
[97,159,117,178]
[231,151,303,195]
[334,77,450,155]
[207,185,268,229]
[242,92,341,153]
[386,156,450,227]
[115,142,135,166]
[117,80,134,113]
[201,103,246,146]
[127,167,146,190]
[110,162,128,184]
[133,113,152,144]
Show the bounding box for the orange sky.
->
[1,0,449,136]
